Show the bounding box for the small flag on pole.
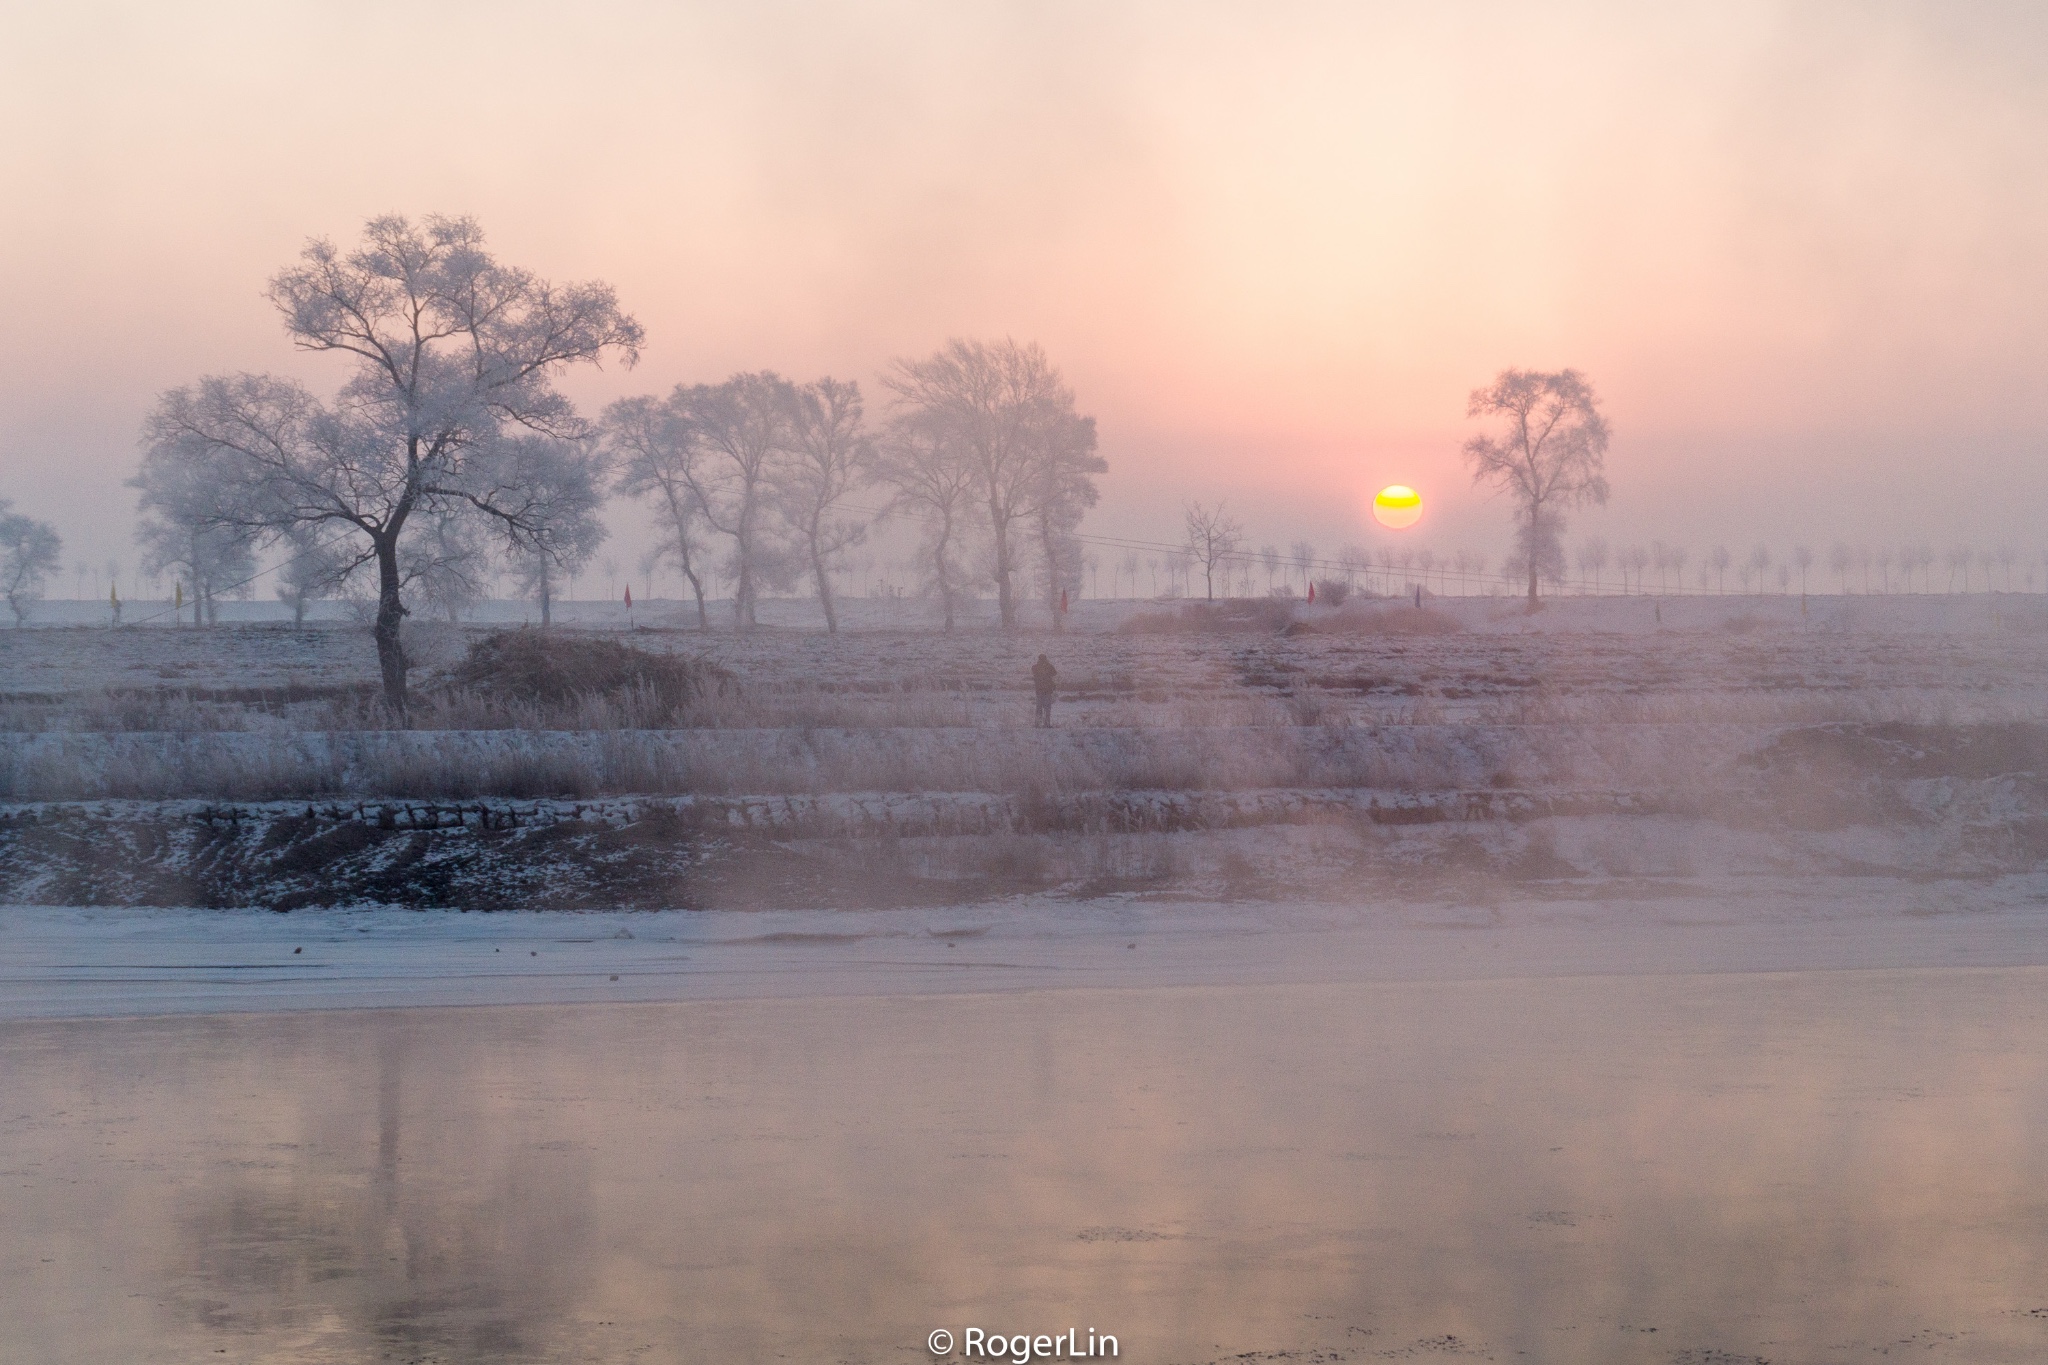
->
[1059,588,1069,614]
[1307,582,1316,604]
[624,585,633,608]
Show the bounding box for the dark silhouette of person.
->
[1031,653,1057,727]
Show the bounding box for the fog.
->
[7,2,2048,576]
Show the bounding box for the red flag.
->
[1307,582,1316,603]
[1060,588,1068,614]
[624,585,633,608]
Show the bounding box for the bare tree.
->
[499,437,609,627]
[671,373,796,633]
[1620,544,1650,594]
[1290,540,1317,593]
[1746,545,1772,596]
[606,393,714,627]
[138,215,640,711]
[885,338,1092,630]
[0,500,61,626]
[1792,545,1814,598]
[1462,369,1611,607]
[1029,411,1103,632]
[781,378,873,633]
[876,410,979,632]
[1829,542,1852,594]
[1183,501,1243,601]
[1709,544,1731,593]
[274,526,353,628]
[1576,537,1609,593]
[131,451,257,625]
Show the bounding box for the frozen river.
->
[6,887,2048,1363]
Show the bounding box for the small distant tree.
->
[1619,545,1649,594]
[672,373,798,632]
[1746,545,1771,596]
[1462,369,1611,608]
[1828,542,1851,594]
[1259,545,1281,593]
[1792,545,1814,598]
[0,500,62,626]
[1183,501,1243,600]
[1290,540,1316,593]
[1709,544,1731,593]
[1993,545,2017,592]
[1576,537,1609,593]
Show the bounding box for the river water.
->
[6,964,2047,1363]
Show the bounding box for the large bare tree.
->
[780,378,872,634]
[1462,369,1610,608]
[139,214,641,712]
[885,338,1094,630]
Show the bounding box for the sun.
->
[1372,484,1422,530]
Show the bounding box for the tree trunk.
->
[811,531,837,634]
[538,556,553,627]
[1039,515,1064,634]
[934,516,956,634]
[372,533,410,720]
[686,569,707,628]
[989,499,1015,630]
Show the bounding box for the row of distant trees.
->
[129,215,1105,713]
[1157,530,2048,602]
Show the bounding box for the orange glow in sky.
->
[5,2,2048,566]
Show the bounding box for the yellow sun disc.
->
[1372,484,1423,530]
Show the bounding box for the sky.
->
[4,0,2048,591]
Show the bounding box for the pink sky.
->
[5,1,2047,581]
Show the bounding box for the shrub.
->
[441,629,734,725]
[1312,579,1351,608]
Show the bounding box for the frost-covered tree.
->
[131,451,257,625]
[496,437,608,627]
[274,527,354,628]
[1029,411,1102,631]
[1462,369,1610,608]
[886,338,1096,630]
[876,409,979,632]
[1576,537,1609,593]
[1183,501,1242,601]
[0,500,62,626]
[139,214,640,712]
[781,378,872,634]
[668,373,797,633]
[606,393,714,628]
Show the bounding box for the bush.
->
[1312,579,1351,608]
[442,629,734,725]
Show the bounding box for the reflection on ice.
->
[6,969,2048,1363]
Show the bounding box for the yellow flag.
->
[109,583,118,607]
[175,582,184,609]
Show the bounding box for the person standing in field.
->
[1031,653,1058,728]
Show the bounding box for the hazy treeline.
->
[121,215,1104,712]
